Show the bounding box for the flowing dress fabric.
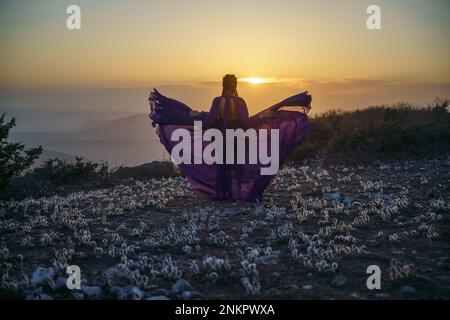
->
[149,89,311,201]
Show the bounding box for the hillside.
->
[290,100,450,164]
[11,114,166,166]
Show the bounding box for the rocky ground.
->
[0,159,449,300]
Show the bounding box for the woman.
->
[149,74,311,202]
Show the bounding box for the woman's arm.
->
[189,110,201,117]
[258,110,275,119]
[253,91,312,118]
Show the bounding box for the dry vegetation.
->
[0,159,449,299]
[290,99,450,164]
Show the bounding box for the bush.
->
[33,157,110,184]
[289,99,450,165]
[0,114,42,196]
[8,156,179,200]
[6,157,112,200]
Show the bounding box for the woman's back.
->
[215,94,249,129]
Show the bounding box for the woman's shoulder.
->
[234,96,246,105]
[213,95,246,105]
[212,96,223,105]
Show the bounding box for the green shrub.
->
[0,114,42,196]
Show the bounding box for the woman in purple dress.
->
[149,74,311,202]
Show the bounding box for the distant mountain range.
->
[11,114,168,167]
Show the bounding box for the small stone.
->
[343,196,353,207]
[73,292,84,300]
[31,267,55,286]
[306,273,313,279]
[152,288,171,296]
[399,286,416,295]
[325,192,340,201]
[147,295,170,300]
[104,267,127,280]
[181,291,195,300]
[130,287,145,300]
[40,293,53,300]
[302,284,313,290]
[171,279,192,294]
[82,286,102,298]
[331,275,347,287]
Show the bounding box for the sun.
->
[239,77,266,84]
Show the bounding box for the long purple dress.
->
[149,89,311,202]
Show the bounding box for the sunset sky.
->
[1,0,449,127]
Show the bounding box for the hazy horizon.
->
[2,80,449,132]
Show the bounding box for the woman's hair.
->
[222,74,238,96]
